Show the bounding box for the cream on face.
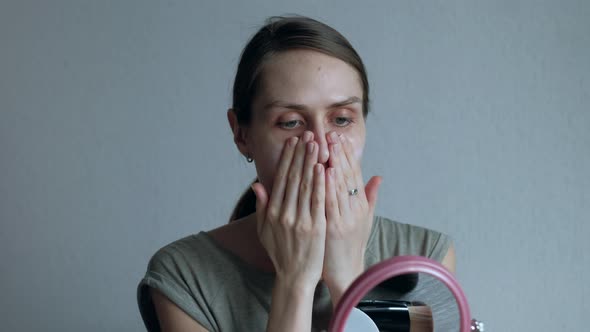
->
[247,50,367,194]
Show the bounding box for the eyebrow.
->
[263,96,362,111]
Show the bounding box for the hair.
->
[228,15,370,222]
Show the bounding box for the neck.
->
[239,212,276,273]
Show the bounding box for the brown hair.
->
[229,15,370,222]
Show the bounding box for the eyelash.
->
[277,117,354,130]
[277,120,304,129]
[334,117,353,127]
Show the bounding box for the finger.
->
[338,133,365,194]
[251,182,268,235]
[328,133,356,199]
[330,142,352,214]
[283,131,313,222]
[298,139,318,217]
[268,136,298,221]
[325,167,340,220]
[311,163,325,225]
[364,176,383,214]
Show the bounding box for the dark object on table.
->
[377,273,420,294]
[356,299,433,332]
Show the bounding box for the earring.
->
[246,155,253,163]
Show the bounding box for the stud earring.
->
[246,155,253,163]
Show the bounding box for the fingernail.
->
[339,133,346,143]
[332,143,339,153]
[303,131,313,142]
[290,136,299,147]
[315,164,323,174]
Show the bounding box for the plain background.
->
[1,0,588,331]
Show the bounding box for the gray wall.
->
[1,1,588,331]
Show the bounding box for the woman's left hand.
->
[322,131,382,306]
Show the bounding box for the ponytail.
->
[228,179,258,222]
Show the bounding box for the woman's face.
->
[243,49,366,194]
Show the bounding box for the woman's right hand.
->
[251,131,326,289]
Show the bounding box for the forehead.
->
[253,50,363,109]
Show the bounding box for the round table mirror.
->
[329,256,472,332]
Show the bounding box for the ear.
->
[227,108,250,158]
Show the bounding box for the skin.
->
[151,49,456,331]
[238,49,367,190]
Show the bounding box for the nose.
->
[307,125,329,164]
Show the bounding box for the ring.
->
[348,188,359,196]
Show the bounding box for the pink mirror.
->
[328,256,472,332]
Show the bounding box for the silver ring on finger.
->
[348,188,359,196]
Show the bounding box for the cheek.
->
[346,135,365,163]
[253,141,285,192]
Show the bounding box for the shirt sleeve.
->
[137,241,218,332]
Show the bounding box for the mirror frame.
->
[328,255,471,332]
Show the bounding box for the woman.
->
[138,15,455,332]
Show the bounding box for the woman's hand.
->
[252,131,327,331]
[322,131,382,306]
[251,131,326,289]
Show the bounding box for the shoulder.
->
[146,234,207,275]
[137,233,229,331]
[367,215,453,263]
[140,233,225,302]
[145,232,240,288]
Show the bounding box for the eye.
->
[334,117,353,127]
[277,119,304,129]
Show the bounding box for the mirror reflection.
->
[343,273,459,332]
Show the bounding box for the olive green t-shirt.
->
[137,216,453,331]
